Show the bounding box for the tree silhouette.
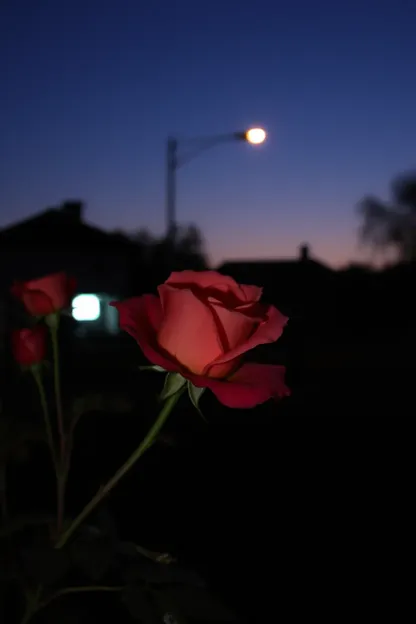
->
[358,172,416,262]
[174,224,207,267]
[130,224,208,270]
[132,228,155,248]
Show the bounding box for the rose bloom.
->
[11,272,76,317]
[12,326,47,367]
[112,270,290,408]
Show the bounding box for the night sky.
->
[1,0,415,267]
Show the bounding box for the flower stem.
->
[56,472,66,537]
[32,367,57,469]
[20,584,121,624]
[20,586,42,624]
[40,585,122,609]
[50,321,66,535]
[50,322,65,459]
[55,389,184,549]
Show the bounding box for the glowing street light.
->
[72,294,101,321]
[245,127,267,145]
[166,126,267,239]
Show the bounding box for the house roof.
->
[218,257,333,273]
[217,244,334,276]
[0,202,134,251]
[217,254,334,285]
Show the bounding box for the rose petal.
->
[209,304,257,352]
[157,285,223,375]
[166,270,261,305]
[206,305,288,371]
[10,282,53,316]
[186,363,290,408]
[26,272,75,310]
[12,326,47,366]
[166,270,240,291]
[237,284,263,303]
[21,289,55,316]
[111,295,181,372]
[11,272,77,315]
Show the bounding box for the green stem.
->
[20,584,121,623]
[32,367,57,469]
[50,322,66,535]
[50,323,65,459]
[56,472,66,538]
[55,389,184,549]
[32,364,64,537]
[40,585,122,609]
[134,542,175,563]
[20,586,42,624]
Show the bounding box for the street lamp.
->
[165,127,267,241]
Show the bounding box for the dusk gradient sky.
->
[1,0,416,267]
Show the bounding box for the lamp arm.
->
[176,132,245,168]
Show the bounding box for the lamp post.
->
[165,127,267,241]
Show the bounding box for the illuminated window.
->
[72,294,100,321]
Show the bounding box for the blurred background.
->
[0,0,413,622]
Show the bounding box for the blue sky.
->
[1,0,415,266]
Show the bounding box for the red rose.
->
[11,272,76,316]
[12,326,47,367]
[112,270,290,408]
